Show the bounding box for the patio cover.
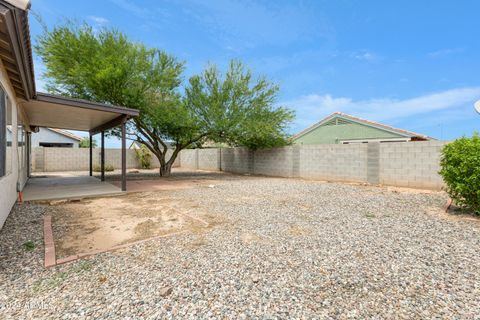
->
[22,93,139,133]
[22,92,139,191]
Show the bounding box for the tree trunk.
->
[156,149,181,177]
[159,162,173,177]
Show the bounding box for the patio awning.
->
[21,92,139,192]
[22,93,139,133]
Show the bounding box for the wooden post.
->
[89,134,93,176]
[101,131,105,181]
[26,132,31,177]
[121,118,127,191]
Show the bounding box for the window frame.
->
[0,86,5,177]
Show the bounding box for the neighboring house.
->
[31,127,81,147]
[129,141,173,150]
[292,112,433,145]
[129,141,142,149]
[0,0,139,229]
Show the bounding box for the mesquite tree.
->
[36,24,294,176]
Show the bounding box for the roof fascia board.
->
[12,8,35,96]
[35,93,139,117]
[1,7,34,99]
[90,115,127,135]
[4,0,30,10]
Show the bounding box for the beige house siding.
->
[0,60,28,228]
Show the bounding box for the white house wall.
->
[0,60,25,229]
[31,128,80,147]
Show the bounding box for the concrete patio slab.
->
[23,174,124,202]
[109,179,197,192]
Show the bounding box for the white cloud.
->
[282,87,480,129]
[350,50,379,62]
[427,47,465,58]
[88,16,109,26]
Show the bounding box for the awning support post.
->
[89,134,93,177]
[101,131,105,182]
[26,132,31,178]
[121,117,127,191]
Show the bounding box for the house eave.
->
[0,1,35,101]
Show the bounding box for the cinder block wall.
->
[180,149,198,169]
[42,148,94,171]
[379,141,447,189]
[220,148,252,174]
[33,147,179,172]
[198,149,220,171]
[298,144,368,182]
[253,146,295,177]
[179,141,448,190]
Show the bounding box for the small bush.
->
[135,144,152,169]
[92,164,114,172]
[23,240,36,251]
[439,133,480,214]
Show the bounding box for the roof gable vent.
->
[324,117,352,126]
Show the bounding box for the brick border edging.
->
[443,198,453,213]
[43,215,56,268]
[55,231,187,266]
[43,212,210,268]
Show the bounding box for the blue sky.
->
[29,0,480,147]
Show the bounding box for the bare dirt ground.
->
[50,192,215,258]
[48,170,240,258]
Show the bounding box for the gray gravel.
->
[1,174,479,319]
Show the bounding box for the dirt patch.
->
[384,186,439,194]
[240,232,262,244]
[50,193,212,258]
[287,225,311,236]
[425,205,480,225]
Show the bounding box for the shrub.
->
[92,164,114,172]
[439,133,480,214]
[135,144,152,169]
[23,240,36,252]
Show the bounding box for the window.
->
[0,87,6,177]
[5,95,12,175]
[18,117,26,170]
[39,142,73,148]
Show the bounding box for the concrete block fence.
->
[32,141,448,190]
[178,141,448,190]
[32,147,179,172]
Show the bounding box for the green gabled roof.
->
[292,112,434,141]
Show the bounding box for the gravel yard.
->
[1,173,479,319]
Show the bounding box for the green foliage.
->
[35,24,294,175]
[439,133,480,214]
[185,61,295,149]
[23,240,36,252]
[135,144,152,169]
[79,137,97,148]
[93,164,114,172]
[364,212,376,219]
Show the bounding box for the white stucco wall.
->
[0,60,25,229]
[31,128,80,148]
